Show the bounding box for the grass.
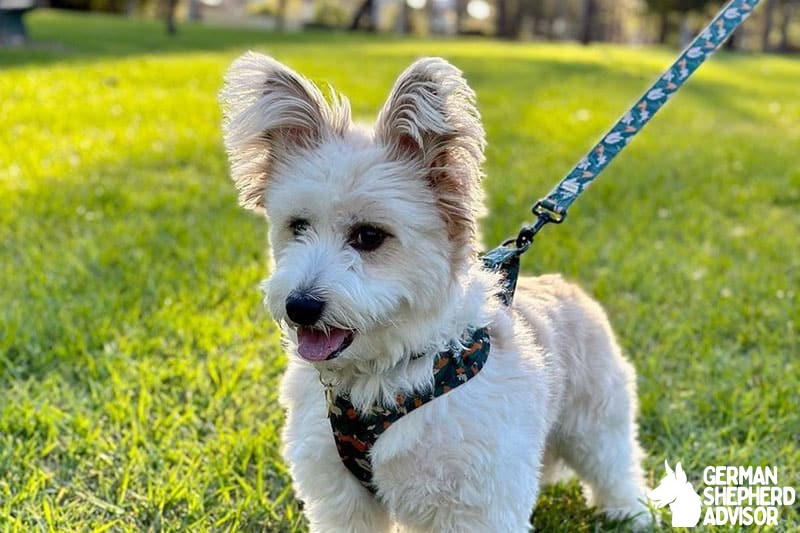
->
[1,9,798,532]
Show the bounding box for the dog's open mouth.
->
[296,327,354,362]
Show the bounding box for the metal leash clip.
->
[513,200,567,250]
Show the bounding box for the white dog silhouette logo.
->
[648,461,702,527]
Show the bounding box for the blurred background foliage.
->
[8,0,799,51]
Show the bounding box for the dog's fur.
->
[221,53,651,532]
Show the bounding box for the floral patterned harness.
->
[325,327,491,494]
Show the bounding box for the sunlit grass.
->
[1,9,798,532]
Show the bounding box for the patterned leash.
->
[483,0,761,304]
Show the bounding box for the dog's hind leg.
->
[516,275,653,528]
[552,355,653,529]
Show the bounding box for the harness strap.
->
[327,327,491,493]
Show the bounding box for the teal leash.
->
[483,0,761,304]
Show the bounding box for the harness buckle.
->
[532,200,567,224]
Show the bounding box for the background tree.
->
[188,0,202,21]
[644,0,673,44]
[43,0,799,51]
[396,0,413,34]
[508,0,526,37]
[455,0,467,34]
[350,0,376,30]
[161,0,177,34]
[495,0,508,37]
[276,0,288,28]
[763,0,777,50]
[579,0,597,44]
[644,0,715,44]
[778,0,799,51]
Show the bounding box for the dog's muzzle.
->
[285,292,325,326]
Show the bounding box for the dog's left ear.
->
[220,52,350,211]
[375,58,486,253]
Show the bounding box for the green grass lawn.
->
[1,9,798,532]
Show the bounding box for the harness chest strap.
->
[325,327,491,493]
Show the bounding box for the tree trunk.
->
[371,0,381,30]
[509,0,527,38]
[301,0,315,26]
[778,0,798,52]
[276,0,288,29]
[725,27,740,50]
[164,0,178,35]
[349,0,376,31]
[607,0,622,42]
[455,0,466,34]
[551,0,568,40]
[125,0,138,16]
[188,0,202,21]
[657,10,669,44]
[579,0,597,45]
[495,0,508,37]
[425,0,435,34]
[397,0,413,34]
[679,11,692,47]
[545,9,556,40]
[762,0,776,51]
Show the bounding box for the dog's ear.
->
[375,58,486,254]
[220,52,350,211]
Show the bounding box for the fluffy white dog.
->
[221,53,652,532]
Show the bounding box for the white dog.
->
[221,53,652,532]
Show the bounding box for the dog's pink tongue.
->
[296,328,348,362]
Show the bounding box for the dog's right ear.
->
[220,52,350,211]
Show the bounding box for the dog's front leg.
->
[280,363,392,533]
[374,426,543,533]
[385,466,540,533]
[290,454,390,533]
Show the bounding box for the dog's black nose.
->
[285,293,325,326]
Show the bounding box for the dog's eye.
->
[289,218,310,237]
[349,225,388,252]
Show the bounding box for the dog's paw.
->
[603,502,658,532]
